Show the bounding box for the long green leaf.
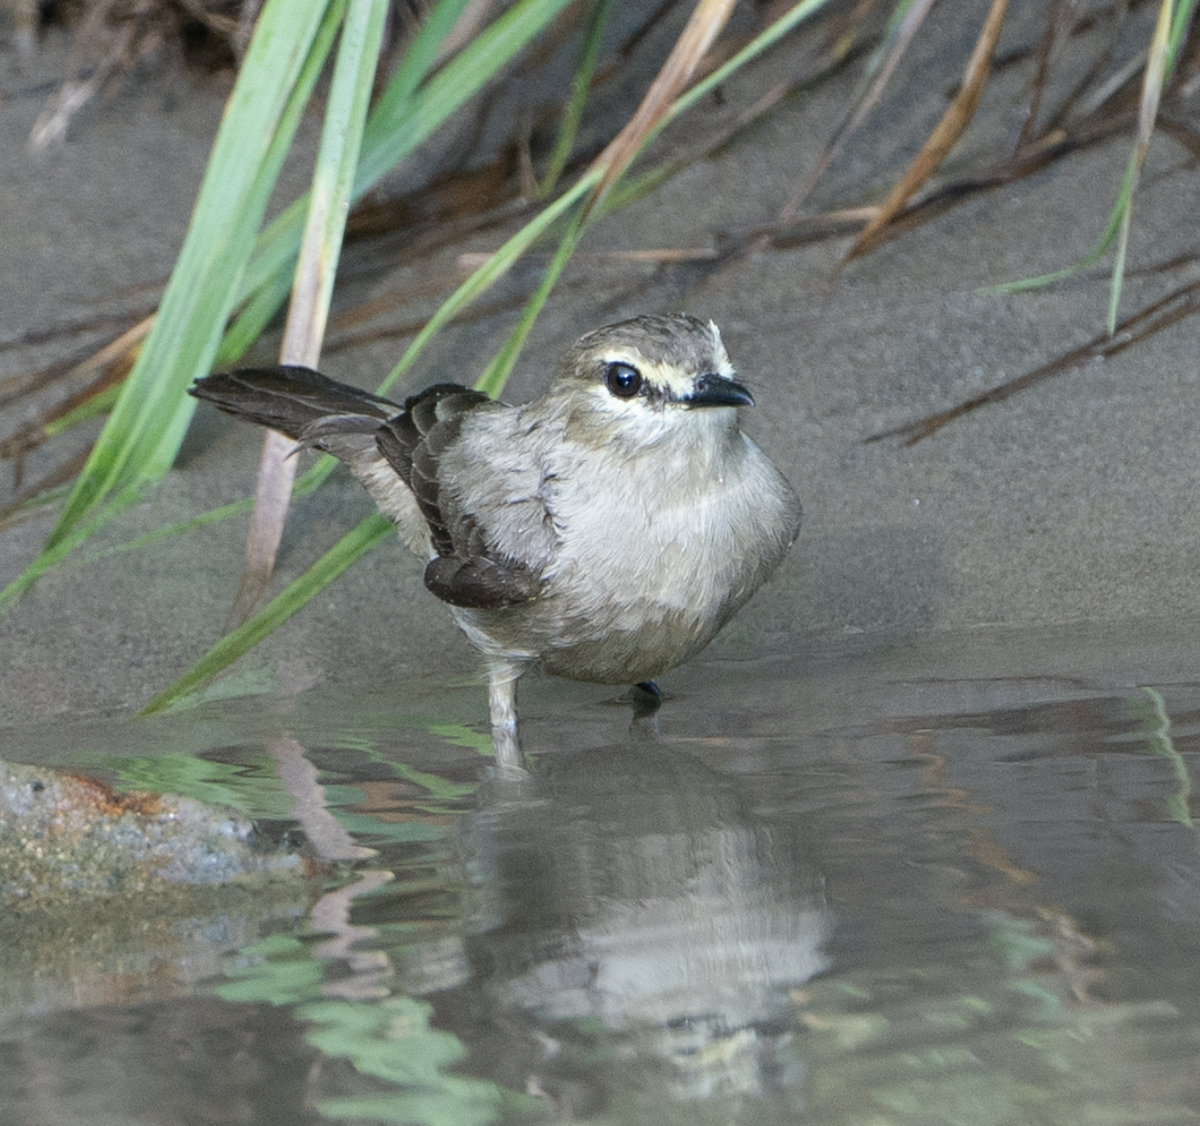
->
[228,0,476,310]
[474,211,587,398]
[53,0,339,537]
[288,0,389,357]
[538,0,612,198]
[229,0,391,625]
[141,514,395,714]
[67,460,336,571]
[1106,0,1181,333]
[211,0,478,359]
[376,168,602,397]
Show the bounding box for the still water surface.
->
[3,624,1200,1124]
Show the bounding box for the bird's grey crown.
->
[572,312,726,375]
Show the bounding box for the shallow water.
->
[4,622,1200,1125]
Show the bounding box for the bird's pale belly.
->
[454,530,755,684]
[539,612,725,684]
[458,596,730,684]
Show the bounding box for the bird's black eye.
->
[604,362,642,399]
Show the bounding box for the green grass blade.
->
[222,0,473,311]
[140,513,395,715]
[985,0,1196,321]
[50,0,339,536]
[539,0,612,198]
[234,0,390,613]
[375,167,602,397]
[474,210,586,398]
[44,383,122,435]
[218,254,295,366]
[1106,0,1180,333]
[284,0,390,361]
[359,0,475,121]
[980,158,1131,296]
[354,0,576,193]
[1107,191,1133,334]
[72,499,261,567]
[219,0,477,339]
[67,455,340,568]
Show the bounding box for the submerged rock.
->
[0,759,307,908]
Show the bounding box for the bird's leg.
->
[488,659,525,772]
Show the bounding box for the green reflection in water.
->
[1134,686,1194,828]
[219,933,521,1126]
[70,749,297,818]
[305,997,502,1125]
[795,910,1187,1126]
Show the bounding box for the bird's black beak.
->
[685,372,755,408]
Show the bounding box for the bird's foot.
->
[629,682,664,743]
[631,681,662,719]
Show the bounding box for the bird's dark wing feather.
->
[376,384,478,556]
[376,384,542,610]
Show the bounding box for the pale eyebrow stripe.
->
[599,350,643,365]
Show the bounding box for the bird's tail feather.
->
[191,365,399,459]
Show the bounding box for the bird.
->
[191,313,801,770]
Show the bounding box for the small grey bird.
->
[191,313,800,769]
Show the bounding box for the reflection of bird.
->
[191,313,801,768]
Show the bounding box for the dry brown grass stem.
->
[868,277,1200,446]
[584,0,738,215]
[778,0,937,226]
[0,317,151,489]
[842,0,1011,263]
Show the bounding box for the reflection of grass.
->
[220,902,1197,1124]
[1135,686,1194,829]
[70,749,298,819]
[72,719,481,844]
[220,933,520,1126]
[796,911,1190,1126]
[305,996,511,1125]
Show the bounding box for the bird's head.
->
[549,313,754,448]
